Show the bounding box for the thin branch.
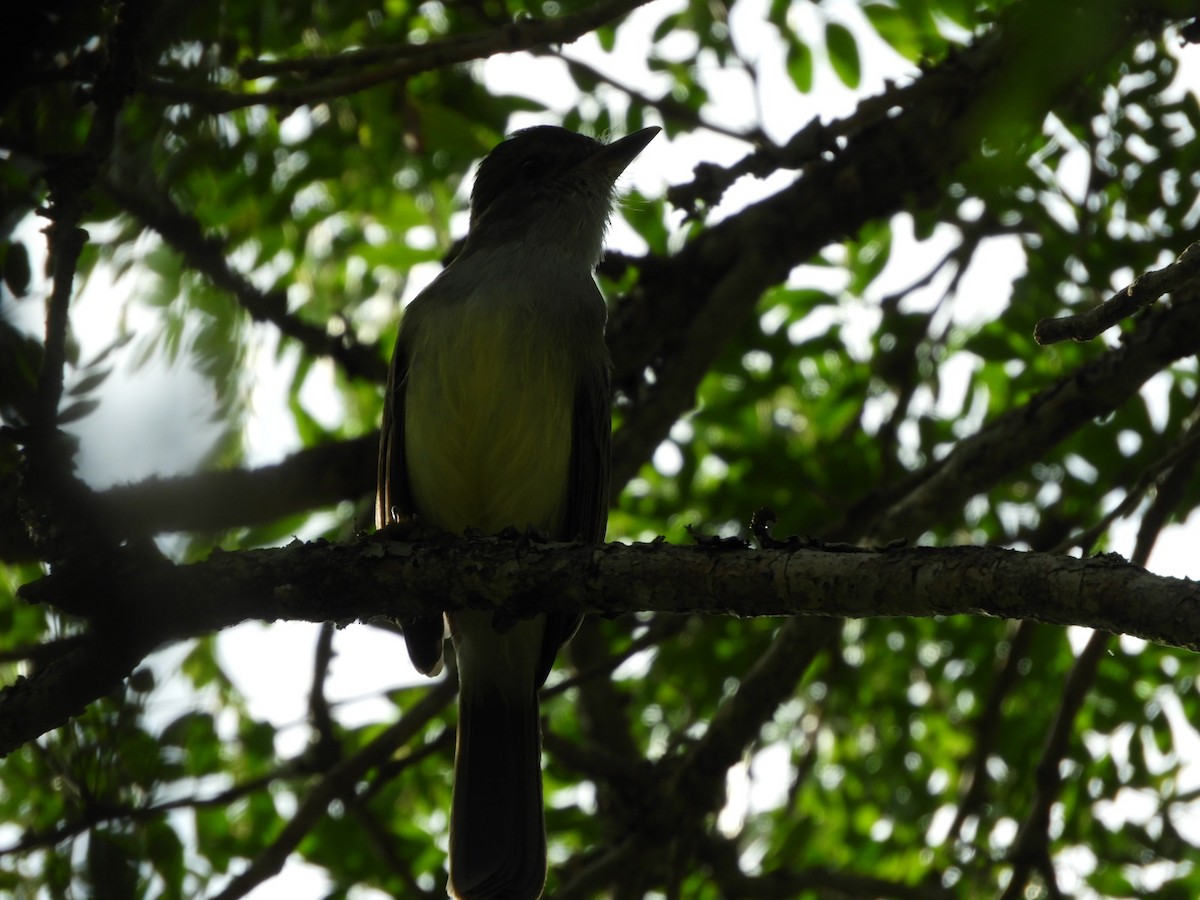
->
[998,400,1200,897]
[670,617,836,808]
[348,801,441,900]
[945,620,1037,846]
[550,615,687,698]
[1000,631,1108,900]
[33,0,144,430]
[101,175,387,383]
[703,832,954,900]
[0,770,283,857]
[210,677,455,900]
[142,0,656,114]
[549,50,761,143]
[841,293,1200,544]
[1131,411,1200,565]
[551,617,656,837]
[305,623,339,772]
[1058,403,1200,556]
[1034,241,1200,344]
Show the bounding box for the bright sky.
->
[9,0,1200,896]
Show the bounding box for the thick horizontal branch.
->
[96,435,377,536]
[7,535,1199,755]
[3,534,1195,761]
[22,536,1200,652]
[1,437,377,563]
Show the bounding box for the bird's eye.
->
[520,155,545,178]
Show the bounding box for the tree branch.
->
[1034,241,1200,344]
[101,175,387,384]
[1000,631,1108,900]
[141,0,656,114]
[210,677,455,900]
[9,537,1200,755]
[845,294,1200,542]
[94,434,377,537]
[608,0,1194,494]
[20,0,146,567]
[670,616,836,812]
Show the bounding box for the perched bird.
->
[376,124,659,899]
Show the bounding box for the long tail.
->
[448,676,546,899]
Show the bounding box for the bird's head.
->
[466,125,660,266]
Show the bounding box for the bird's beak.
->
[581,126,661,179]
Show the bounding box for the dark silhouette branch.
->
[1000,631,1108,900]
[672,616,836,811]
[101,175,388,384]
[8,537,1200,756]
[94,435,377,538]
[548,50,762,144]
[999,435,1197,898]
[210,677,456,900]
[0,769,284,857]
[19,0,148,570]
[608,0,1193,497]
[848,294,1200,543]
[1034,241,1200,344]
[141,0,656,114]
[32,0,143,430]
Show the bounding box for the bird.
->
[376,124,659,899]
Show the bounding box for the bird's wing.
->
[536,359,611,686]
[377,337,446,676]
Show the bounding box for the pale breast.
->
[403,299,575,536]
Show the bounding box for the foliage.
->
[3,0,1200,898]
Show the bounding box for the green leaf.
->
[863,3,925,61]
[787,40,814,93]
[825,22,861,89]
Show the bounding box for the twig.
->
[0,770,282,857]
[702,831,955,900]
[1130,413,1200,565]
[548,51,760,143]
[1056,405,1200,556]
[348,801,441,899]
[671,617,836,804]
[548,614,687,698]
[305,623,340,771]
[1034,242,1200,344]
[33,0,143,428]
